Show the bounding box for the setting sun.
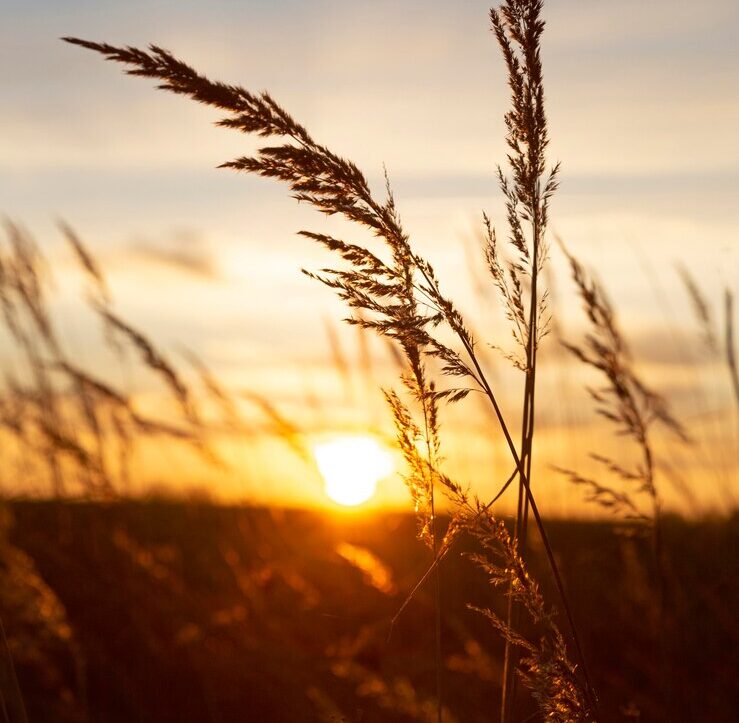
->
[313,436,395,506]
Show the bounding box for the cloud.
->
[129,229,221,281]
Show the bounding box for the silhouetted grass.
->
[0,0,732,721]
[3,501,737,723]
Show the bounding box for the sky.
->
[1,0,737,514]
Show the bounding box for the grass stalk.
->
[725,291,739,444]
[63,4,598,715]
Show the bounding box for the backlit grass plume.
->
[63,1,598,719]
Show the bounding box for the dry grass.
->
[0,221,235,498]
[678,266,739,445]
[61,1,604,720]
[557,242,689,546]
[0,0,713,720]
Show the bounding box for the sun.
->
[313,435,395,507]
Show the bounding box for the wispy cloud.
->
[129,229,221,281]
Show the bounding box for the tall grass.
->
[61,1,604,719]
[59,0,608,721]
[678,266,739,447]
[553,244,738,717]
[0,221,234,498]
[485,5,557,717]
[557,243,689,559]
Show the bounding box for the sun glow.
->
[313,435,395,507]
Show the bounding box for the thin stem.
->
[421,396,444,723]
[501,372,532,722]
[725,291,739,452]
[502,178,542,723]
[432,508,443,723]
[519,179,543,553]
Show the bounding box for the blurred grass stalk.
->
[0,613,29,723]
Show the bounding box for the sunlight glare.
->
[313,435,394,506]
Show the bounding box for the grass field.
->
[2,501,736,722]
[2,1,737,720]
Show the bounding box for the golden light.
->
[313,435,395,507]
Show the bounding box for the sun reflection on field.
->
[313,435,395,506]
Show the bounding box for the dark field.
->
[1,501,736,722]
